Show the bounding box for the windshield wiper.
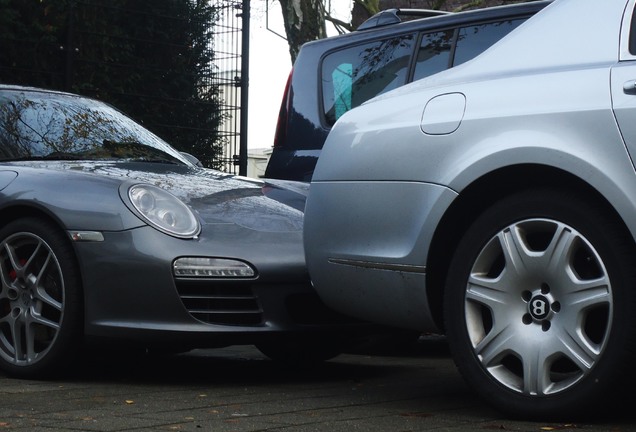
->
[102,140,182,165]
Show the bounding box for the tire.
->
[0,217,83,378]
[444,189,636,419]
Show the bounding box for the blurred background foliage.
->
[0,0,224,168]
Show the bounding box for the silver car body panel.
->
[305,0,636,329]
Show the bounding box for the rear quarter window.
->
[412,30,454,82]
[453,19,525,66]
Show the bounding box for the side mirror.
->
[180,152,204,167]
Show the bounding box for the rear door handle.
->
[623,80,636,94]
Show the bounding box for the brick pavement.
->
[0,341,633,431]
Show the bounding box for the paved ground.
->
[0,339,634,431]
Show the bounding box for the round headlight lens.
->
[128,184,200,238]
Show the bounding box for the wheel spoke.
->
[24,313,38,362]
[4,242,22,275]
[475,324,515,366]
[29,308,60,331]
[556,327,597,371]
[33,251,63,311]
[544,224,577,275]
[467,274,510,310]
[562,277,610,313]
[498,228,531,279]
[2,310,47,363]
[0,242,20,291]
[0,315,16,357]
[10,313,26,362]
[522,348,550,396]
[0,302,59,365]
[22,240,44,275]
[34,290,62,312]
[5,240,43,280]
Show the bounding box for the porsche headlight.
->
[128,184,200,238]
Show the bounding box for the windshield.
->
[0,90,190,165]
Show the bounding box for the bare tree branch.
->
[278,0,526,62]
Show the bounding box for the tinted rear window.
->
[322,34,416,126]
[321,18,526,126]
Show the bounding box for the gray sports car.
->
[305,0,636,419]
[0,85,362,378]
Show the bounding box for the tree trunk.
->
[279,0,327,62]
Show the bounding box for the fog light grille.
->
[175,281,263,325]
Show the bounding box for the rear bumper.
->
[304,180,457,330]
[264,148,321,181]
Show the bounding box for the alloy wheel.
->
[464,218,612,396]
[0,232,65,366]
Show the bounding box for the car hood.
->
[7,161,306,233]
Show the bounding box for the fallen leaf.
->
[541,426,579,431]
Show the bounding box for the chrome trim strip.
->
[328,258,426,274]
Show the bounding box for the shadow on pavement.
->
[44,334,451,388]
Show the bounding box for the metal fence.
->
[0,0,248,174]
[211,0,249,174]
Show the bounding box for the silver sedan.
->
[305,0,636,419]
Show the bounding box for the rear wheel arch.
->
[425,164,634,331]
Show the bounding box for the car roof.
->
[357,9,451,31]
[0,84,81,99]
[300,0,552,50]
[373,0,626,102]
